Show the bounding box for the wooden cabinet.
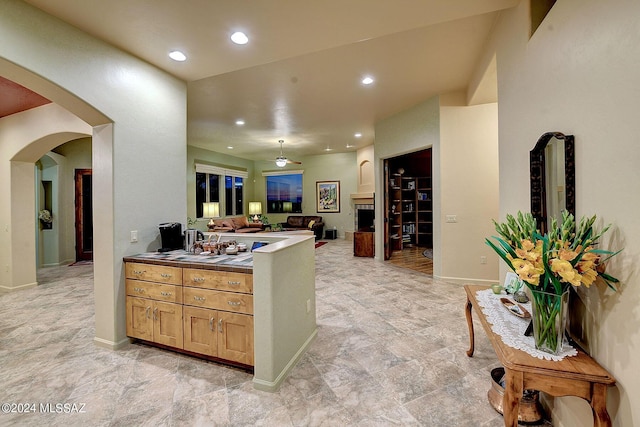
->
[183,306,254,365]
[354,231,374,257]
[125,264,183,348]
[183,269,254,365]
[125,297,183,349]
[125,261,254,367]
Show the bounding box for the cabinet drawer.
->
[126,279,183,303]
[183,269,252,294]
[183,287,253,315]
[125,262,182,285]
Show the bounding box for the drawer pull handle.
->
[218,318,223,333]
[209,317,215,331]
[193,296,206,302]
[227,281,241,285]
[160,273,172,278]
[133,287,145,293]
[227,300,241,307]
[192,277,206,283]
[160,291,172,297]
[133,270,145,275]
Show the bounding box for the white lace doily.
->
[475,289,577,361]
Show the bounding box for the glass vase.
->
[530,289,569,355]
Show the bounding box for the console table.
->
[464,285,615,427]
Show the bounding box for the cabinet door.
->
[218,312,254,366]
[183,306,217,356]
[152,301,183,349]
[126,296,153,341]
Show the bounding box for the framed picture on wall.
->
[316,181,340,213]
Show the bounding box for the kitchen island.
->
[123,232,317,391]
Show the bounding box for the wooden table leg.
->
[465,297,475,357]
[591,383,612,427]
[502,369,523,427]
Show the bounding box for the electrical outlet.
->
[480,256,487,264]
[446,215,457,223]
[130,230,138,243]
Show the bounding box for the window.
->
[195,164,247,217]
[263,170,303,213]
[225,175,244,216]
[195,173,220,218]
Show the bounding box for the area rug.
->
[69,260,93,266]
[422,248,433,259]
[315,241,327,249]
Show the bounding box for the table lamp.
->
[248,201,262,222]
[202,202,220,229]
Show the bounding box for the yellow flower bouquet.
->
[486,211,621,354]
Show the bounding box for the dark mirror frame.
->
[530,131,575,234]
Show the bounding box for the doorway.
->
[75,169,93,261]
[384,148,432,273]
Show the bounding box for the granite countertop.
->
[123,249,253,273]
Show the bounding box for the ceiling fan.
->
[275,139,302,167]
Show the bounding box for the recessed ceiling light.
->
[235,119,245,126]
[324,147,333,152]
[227,146,234,150]
[168,50,187,62]
[346,144,354,149]
[361,76,374,85]
[354,133,362,138]
[231,31,249,45]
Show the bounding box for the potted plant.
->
[486,211,621,354]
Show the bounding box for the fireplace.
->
[355,204,374,232]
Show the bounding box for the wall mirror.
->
[530,131,575,233]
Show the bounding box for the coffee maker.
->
[158,222,183,252]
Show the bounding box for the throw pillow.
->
[308,220,315,229]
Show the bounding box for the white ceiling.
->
[17,0,517,162]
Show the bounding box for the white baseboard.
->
[252,328,318,392]
[93,336,131,350]
[0,281,37,293]
[434,275,497,286]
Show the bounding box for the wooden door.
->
[74,169,93,261]
[183,306,217,356]
[153,301,183,349]
[126,297,153,341]
[218,312,254,365]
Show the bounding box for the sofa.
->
[209,216,263,233]
[279,215,324,240]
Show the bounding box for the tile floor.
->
[0,240,549,426]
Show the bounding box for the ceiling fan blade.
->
[287,159,302,165]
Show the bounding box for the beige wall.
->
[486,0,640,424]
[374,94,499,282]
[438,92,499,284]
[1,0,187,349]
[252,152,357,238]
[0,104,92,291]
[43,138,92,266]
[374,96,441,264]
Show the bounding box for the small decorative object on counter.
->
[491,284,503,294]
[514,290,529,303]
